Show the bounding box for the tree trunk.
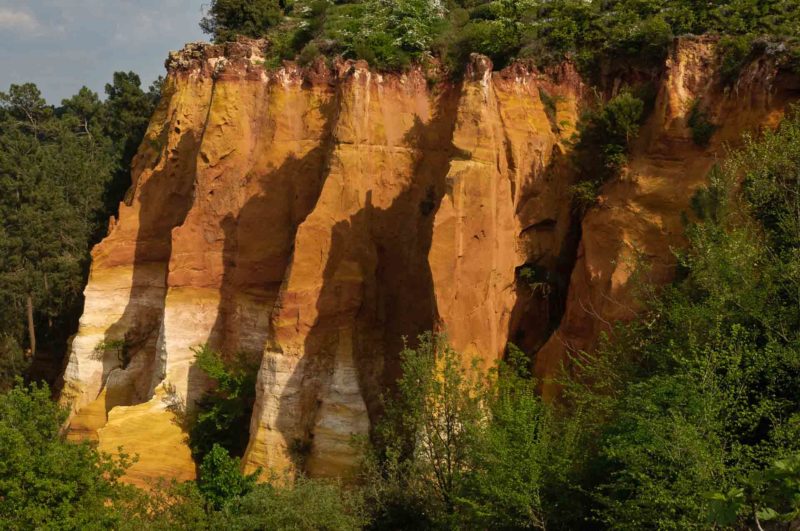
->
[26,295,35,358]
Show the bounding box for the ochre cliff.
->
[534,37,799,393]
[61,36,797,485]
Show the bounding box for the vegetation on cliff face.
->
[201,0,800,73]
[188,346,260,462]
[570,90,645,213]
[0,75,160,388]
[560,109,800,529]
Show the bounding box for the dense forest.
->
[0,74,161,390]
[2,1,800,529]
[200,0,800,75]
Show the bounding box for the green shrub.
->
[687,100,717,147]
[200,0,283,43]
[118,480,209,531]
[189,345,259,461]
[197,444,259,510]
[365,333,574,529]
[0,380,133,529]
[458,344,556,530]
[119,454,364,530]
[718,34,755,85]
[708,453,800,528]
[370,332,484,520]
[297,42,322,66]
[211,477,367,530]
[569,180,600,214]
[569,91,645,213]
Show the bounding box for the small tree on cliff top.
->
[200,0,284,43]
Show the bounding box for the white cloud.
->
[0,8,41,34]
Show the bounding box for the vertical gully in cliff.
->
[100,90,201,411]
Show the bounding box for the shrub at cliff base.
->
[363,333,578,530]
[0,380,133,529]
[0,380,367,530]
[188,345,260,462]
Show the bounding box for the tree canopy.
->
[0,76,159,389]
[199,0,800,73]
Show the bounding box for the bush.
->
[370,332,484,521]
[578,90,644,172]
[459,345,556,530]
[189,345,259,461]
[569,179,601,214]
[718,34,755,85]
[200,0,283,43]
[570,91,645,213]
[197,444,259,510]
[365,334,573,529]
[687,100,717,146]
[0,380,133,529]
[211,477,367,530]
[119,455,364,530]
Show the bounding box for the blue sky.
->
[0,0,208,104]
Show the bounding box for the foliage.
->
[369,332,483,522]
[0,380,133,529]
[0,78,158,384]
[458,344,555,530]
[569,179,601,214]
[687,100,717,147]
[0,336,27,391]
[92,338,131,368]
[201,0,283,43]
[117,480,210,531]
[102,72,162,209]
[366,334,572,529]
[569,91,644,213]
[718,34,757,85]
[753,454,800,524]
[110,451,364,530]
[559,109,800,529]
[197,0,800,75]
[0,83,114,366]
[196,444,259,510]
[211,476,367,530]
[708,453,800,528]
[189,345,260,461]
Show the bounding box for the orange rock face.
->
[535,37,799,393]
[61,36,797,484]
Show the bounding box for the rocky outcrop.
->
[61,38,581,484]
[61,36,798,485]
[534,37,799,394]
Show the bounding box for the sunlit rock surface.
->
[61,36,798,484]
